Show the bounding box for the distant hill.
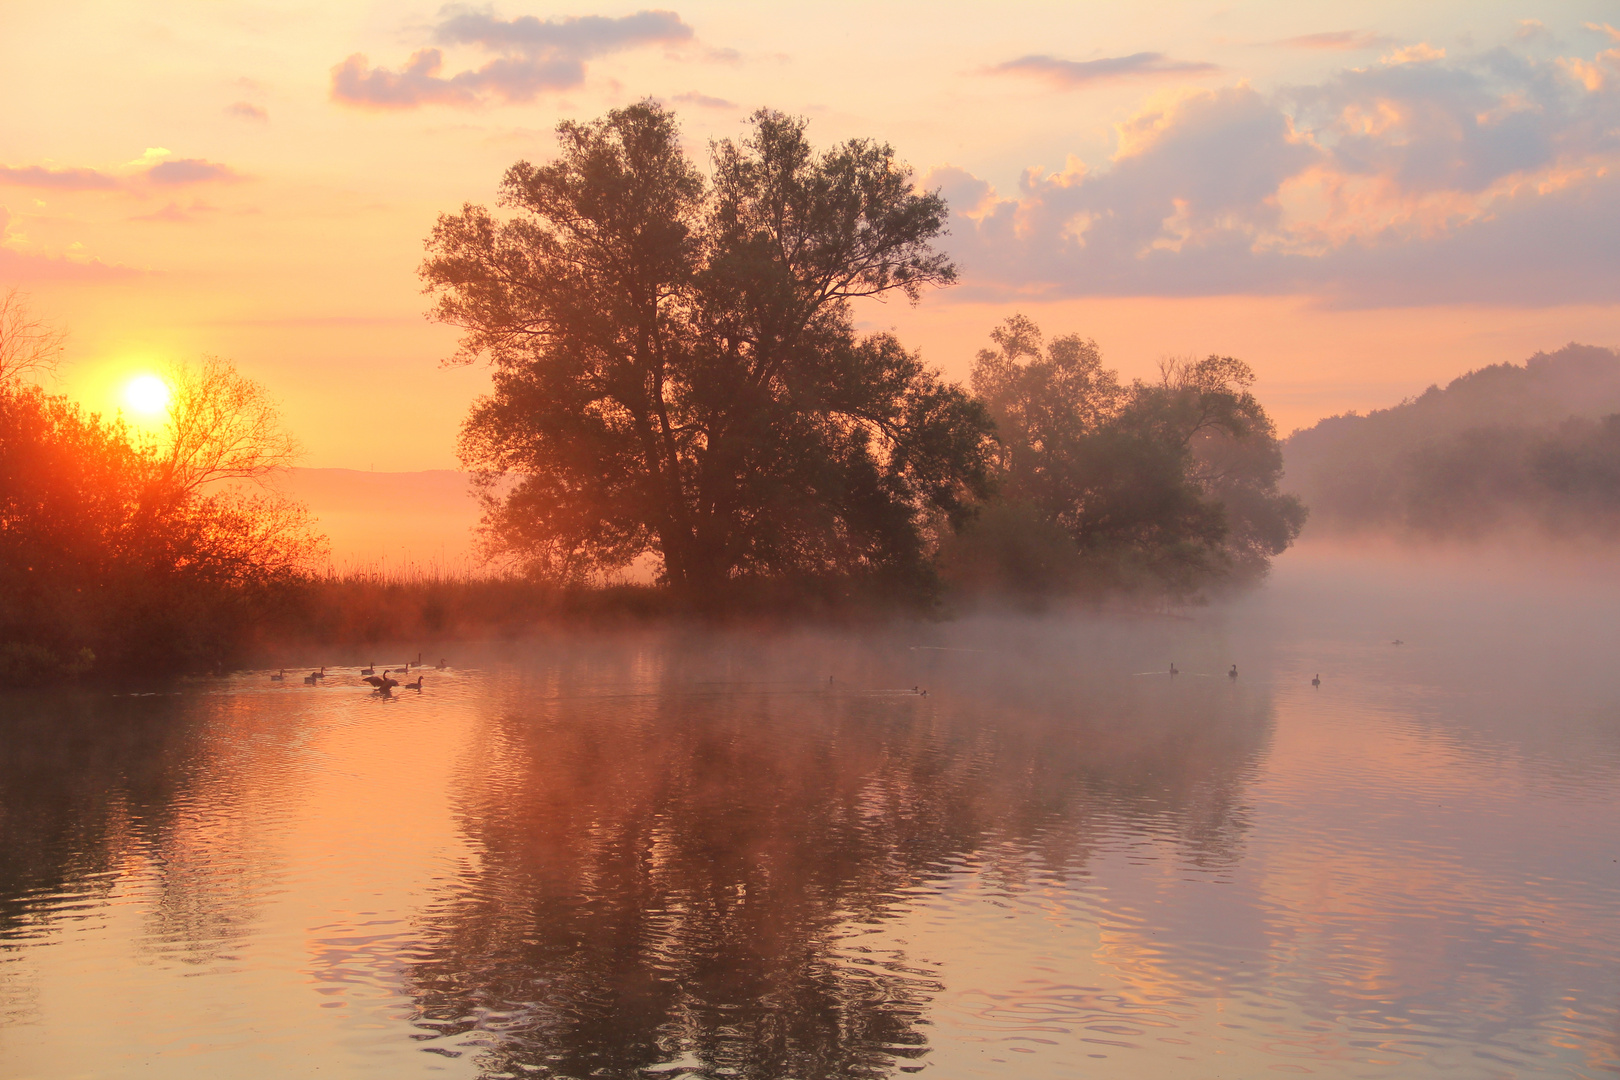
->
[1283,344,1620,538]
[272,468,483,571]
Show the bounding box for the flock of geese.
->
[269,654,447,694]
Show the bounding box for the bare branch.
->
[0,287,68,389]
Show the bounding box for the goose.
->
[405,675,424,691]
[435,658,447,670]
[304,672,319,685]
[364,670,399,692]
[1169,663,1178,676]
[360,664,375,676]
[312,666,327,679]
[1228,664,1238,680]
[1311,673,1321,688]
[270,669,284,681]
[409,653,422,668]
[1392,639,1405,646]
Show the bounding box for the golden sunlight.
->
[124,373,171,416]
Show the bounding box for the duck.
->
[364,670,400,693]
[360,664,375,676]
[1228,664,1238,680]
[270,669,284,681]
[1311,673,1321,688]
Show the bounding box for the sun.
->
[125,373,172,416]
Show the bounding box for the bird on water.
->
[435,659,447,670]
[360,664,375,676]
[1170,663,1178,676]
[405,675,424,691]
[1312,673,1321,688]
[270,669,284,681]
[303,672,319,685]
[1229,664,1238,679]
[364,670,400,692]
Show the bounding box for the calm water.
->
[2,548,1618,1079]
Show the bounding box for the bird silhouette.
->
[364,670,400,692]
[1170,663,1178,676]
[405,675,423,691]
[312,666,327,680]
[1311,673,1321,688]
[435,658,447,670]
[360,664,375,676]
[270,669,284,681]
[1228,664,1238,679]
[303,672,319,685]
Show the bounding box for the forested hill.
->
[1283,344,1620,538]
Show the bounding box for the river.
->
[2,545,1617,1078]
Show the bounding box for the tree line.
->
[0,102,1304,682]
[427,101,1301,610]
[1284,343,1620,538]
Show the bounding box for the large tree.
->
[423,102,992,601]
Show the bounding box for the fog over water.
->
[1,544,1617,1079]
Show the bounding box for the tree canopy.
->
[423,101,993,603]
[945,316,1304,600]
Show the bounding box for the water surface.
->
[2,547,1618,1078]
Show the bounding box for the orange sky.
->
[4,1,1618,468]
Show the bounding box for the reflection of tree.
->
[0,690,302,973]
[0,692,203,944]
[408,639,1272,1077]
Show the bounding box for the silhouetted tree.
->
[0,341,324,681]
[423,101,993,603]
[945,316,1303,599]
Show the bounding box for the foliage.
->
[943,316,1304,601]
[0,351,325,683]
[423,101,994,605]
[1284,344,1620,538]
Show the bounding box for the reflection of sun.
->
[125,373,171,416]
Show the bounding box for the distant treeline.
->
[1284,344,1620,538]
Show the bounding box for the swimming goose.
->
[1311,673,1321,688]
[360,664,375,676]
[1169,663,1178,676]
[1228,664,1238,679]
[405,675,423,691]
[270,669,284,681]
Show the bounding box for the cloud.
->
[146,158,241,185]
[0,165,120,191]
[332,8,697,109]
[1277,30,1393,51]
[131,199,218,223]
[226,101,269,122]
[930,40,1620,307]
[0,246,138,282]
[673,90,736,109]
[992,52,1220,88]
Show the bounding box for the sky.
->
[3,0,1619,468]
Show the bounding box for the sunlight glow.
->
[125,373,171,416]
